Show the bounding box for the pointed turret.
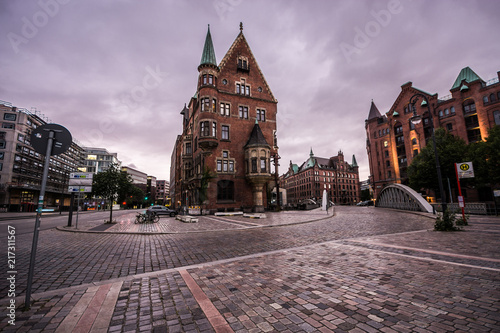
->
[245,121,270,148]
[352,155,358,168]
[451,67,484,90]
[199,25,217,69]
[367,100,382,120]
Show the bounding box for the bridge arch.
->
[376,184,433,213]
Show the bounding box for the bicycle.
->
[135,212,159,224]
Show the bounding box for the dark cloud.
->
[1,0,498,181]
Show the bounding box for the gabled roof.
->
[199,25,217,67]
[367,100,382,120]
[218,24,277,103]
[244,120,270,148]
[451,67,484,90]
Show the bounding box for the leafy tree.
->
[92,163,134,222]
[483,126,500,186]
[408,128,468,201]
[360,188,371,201]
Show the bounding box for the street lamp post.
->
[409,93,448,212]
[271,152,281,211]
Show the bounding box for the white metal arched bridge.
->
[376,184,433,213]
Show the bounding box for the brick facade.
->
[365,67,500,200]
[282,150,360,206]
[171,25,278,213]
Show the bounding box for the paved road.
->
[1,207,499,332]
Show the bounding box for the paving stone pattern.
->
[1,207,499,332]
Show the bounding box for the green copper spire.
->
[352,155,358,168]
[200,25,217,67]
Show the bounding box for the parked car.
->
[147,205,177,217]
[356,200,374,206]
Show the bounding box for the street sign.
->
[68,186,92,192]
[30,124,72,156]
[70,172,93,179]
[69,172,93,186]
[456,162,474,179]
[458,195,465,208]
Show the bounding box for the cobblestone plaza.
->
[1,207,499,332]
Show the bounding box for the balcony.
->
[198,136,218,151]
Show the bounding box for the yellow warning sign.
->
[456,162,474,179]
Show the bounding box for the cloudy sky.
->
[1,0,499,181]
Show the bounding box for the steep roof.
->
[451,67,484,90]
[244,120,270,148]
[218,24,277,103]
[199,25,217,67]
[367,100,382,120]
[352,155,358,168]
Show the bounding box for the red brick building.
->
[282,149,360,206]
[366,67,500,200]
[171,24,278,213]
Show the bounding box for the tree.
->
[467,126,500,192]
[92,163,134,223]
[408,128,468,201]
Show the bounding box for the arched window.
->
[463,99,476,114]
[490,93,497,102]
[483,95,489,104]
[217,180,234,201]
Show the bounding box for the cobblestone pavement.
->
[1,207,499,332]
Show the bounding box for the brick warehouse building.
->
[366,67,500,200]
[282,149,360,206]
[171,24,278,213]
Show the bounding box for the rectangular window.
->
[212,98,217,112]
[494,110,500,125]
[209,74,213,85]
[229,161,234,172]
[221,125,229,140]
[446,123,453,131]
[0,152,4,159]
[245,86,250,95]
[200,121,209,136]
[223,160,228,172]
[2,123,14,129]
[217,160,222,172]
[17,134,24,142]
[225,103,230,116]
[212,122,217,137]
[236,84,241,94]
[185,142,192,154]
[260,159,266,172]
[202,74,207,85]
[257,109,266,122]
[3,113,16,121]
[239,106,248,119]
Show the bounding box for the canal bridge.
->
[376,184,433,213]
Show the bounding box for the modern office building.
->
[171,24,279,213]
[79,147,120,174]
[156,180,169,205]
[282,149,360,206]
[0,100,84,211]
[365,67,500,200]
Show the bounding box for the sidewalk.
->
[57,208,339,234]
[1,209,499,332]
